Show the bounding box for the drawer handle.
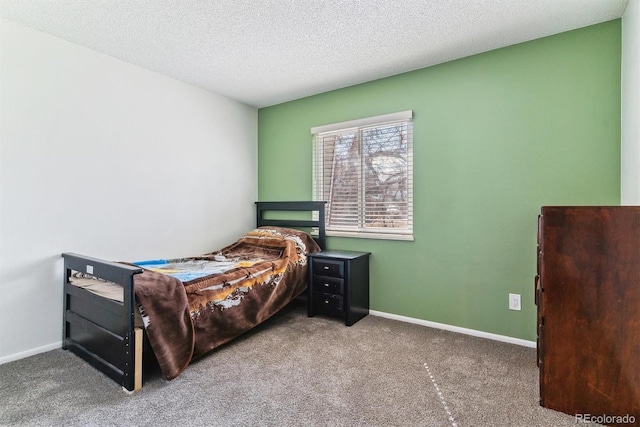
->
[323,266,330,270]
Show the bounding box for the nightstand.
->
[307,250,370,326]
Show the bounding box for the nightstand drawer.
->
[312,275,344,295]
[312,259,344,277]
[313,292,343,317]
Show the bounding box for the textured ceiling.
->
[0,0,630,108]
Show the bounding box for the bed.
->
[61,201,326,391]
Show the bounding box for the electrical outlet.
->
[509,293,521,311]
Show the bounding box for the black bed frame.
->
[61,201,326,391]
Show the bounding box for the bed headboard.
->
[255,201,327,250]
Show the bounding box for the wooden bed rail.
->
[255,201,327,250]
[61,252,143,283]
[61,252,144,391]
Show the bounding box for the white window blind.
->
[312,111,413,240]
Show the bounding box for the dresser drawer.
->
[312,275,344,295]
[313,292,343,317]
[312,259,344,277]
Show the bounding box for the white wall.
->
[622,0,640,204]
[0,19,258,362]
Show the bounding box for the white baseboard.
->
[369,310,536,348]
[0,341,62,365]
[0,312,535,365]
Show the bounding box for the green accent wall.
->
[258,20,621,341]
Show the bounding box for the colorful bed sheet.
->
[133,258,243,283]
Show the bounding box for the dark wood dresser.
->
[307,250,370,326]
[536,206,640,426]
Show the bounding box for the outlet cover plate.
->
[509,293,521,311]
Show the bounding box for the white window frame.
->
[312,111,414,241]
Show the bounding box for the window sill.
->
[326,230,414,241]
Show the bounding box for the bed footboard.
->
[61,253,144,391]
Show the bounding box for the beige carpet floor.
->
[0,301,583,426]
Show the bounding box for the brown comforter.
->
[132,227,320,380]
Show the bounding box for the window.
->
[312,111,413,240]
